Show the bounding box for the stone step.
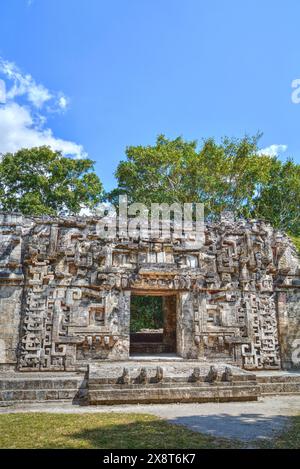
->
[87,361,259,404]
[88,362,256,386]
[256,373,300,395]
[261,390,300,396]
[256,374,300,383]
[0,388,81,402]
[88,375,256,387]
[0,373,87,404]
[88,384,260,405]
[88,379,257,390]
[130,343,170,354]
[0,378,84,390]
[3,368,300,405]
[259,382,300,395]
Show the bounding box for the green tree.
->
[108,134,274,219]
[130,296,163,332]
[109,134,300,238]
[0,146,103,216]
[253,159,300,236]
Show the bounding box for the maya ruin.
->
[0,210,299,405]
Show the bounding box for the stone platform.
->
[1,365,300,407]
[0,372,87,406]
[88,361,259,405]
[256,371,300,395]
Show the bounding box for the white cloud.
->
[58,96,68,110]
[258,144,288,157]
[0,79,6,104]
[0,57,86,159]
[0,103,86,158]
[27,83,52,109]
[0,58,62,110]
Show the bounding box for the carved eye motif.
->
[89,306,105,325]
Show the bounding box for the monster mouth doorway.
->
[129,293,177,357]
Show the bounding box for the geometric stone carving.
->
[155,366,164,383]
[190,367,201,382]
[0,212,299,372]
[222,366,233,382]
[206,365,218,383]
[139,368,148,384]
[119,367,130,385]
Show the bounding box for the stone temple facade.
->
[0,210,299,379]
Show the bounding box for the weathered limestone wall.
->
[162,296,177,352]
[277,290,300,369]
[0,214,24,369]
[0,211,299,372]
[0,286,23,369]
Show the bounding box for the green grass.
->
[0,412,241,449]
[259,415,300,449]
[1,412,299,449]
[290,235,300,255]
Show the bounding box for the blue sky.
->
[0,0,300,190]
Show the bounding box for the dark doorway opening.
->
[130,294,177,356]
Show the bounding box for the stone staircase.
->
[130,343,168,354]
[87,361,260,405]
[1,367,300,406]
[0,372,87,406]
[129,332,174,355]
[256,372,300,396]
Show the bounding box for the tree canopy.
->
[108,134,300,237]
[0,137,299,240]
[0,146,103,216]
[253,159,300,236]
